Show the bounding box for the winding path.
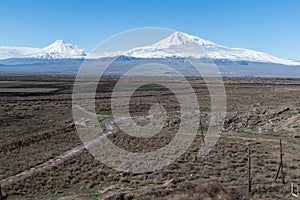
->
[0,106,116,184]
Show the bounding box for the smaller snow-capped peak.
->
[39,40,86,59]
[151,32,219,49]
[0,40,87,60]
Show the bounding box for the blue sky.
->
[0,0,299,60]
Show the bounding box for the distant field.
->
[0,81,58,85]
[0,88,59,93]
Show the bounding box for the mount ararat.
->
[0,32,299,66]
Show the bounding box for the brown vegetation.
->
[0,76,299,199]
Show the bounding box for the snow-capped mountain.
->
[0,40,86,59]
[118,32,299,66]
[37,40,86,59]
[0,32,299,66]
[152,32,218,48]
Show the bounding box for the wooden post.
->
[275,163,281,182]
[280,139,285,184]
[275,139,285,184]
[0,184,3,200]
[248,144,252,194]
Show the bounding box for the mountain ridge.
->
[118,32,300,66]
[0,32,299,66]
[0,40,86,59]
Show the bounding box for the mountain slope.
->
[120,32,300,66]
[0,46,41,60]
[0,40,86,59]
[0,33,299,66]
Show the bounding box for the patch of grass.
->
[0,88,59,93]
[0,81,57,85]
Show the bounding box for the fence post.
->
[275,138,285,184]
[0,184,3,200]
[279,139,285,184]
[248,144,252,194]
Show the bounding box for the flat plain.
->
[0,76,299,200]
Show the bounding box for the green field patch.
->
[0,88,59,93]
[0,81,59,85]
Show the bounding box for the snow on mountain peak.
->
[39,40,86,59]
[151,32,218,49]
[121,32,300,66]
[121,32,218,59]
[44,40,72,51]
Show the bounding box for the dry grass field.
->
[0,76,299,200]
